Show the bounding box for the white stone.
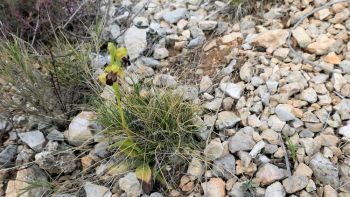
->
[265,182,286,197]
[163,8,187,24]
[153,48,169,60]
[199,21,217,30]
[292,27,312,48]
[300,88,318,103]
[18,130,45,152]
[221,32,243,43]
[229,130,256,153]
[268,115,286,132]
[253,29,289,52]
[249,141,266,158]
[118,173,142,197]
[309,153,339,188]
[124,26,147,60]
[275,104,295,121]
[215,111,240,130]
[204,98,222,111]
[273,48,290,59]
[65,111,97,146]
[256,163,286,185]
[219,83,243,99]
[340,60,350,74]
[204,138,224,161]
[339,125,350,138]
[307,34,336,55]
[200,75,213,92]
[84,182,112,197]
[282,176,308,193]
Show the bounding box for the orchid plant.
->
[98,42,152,193]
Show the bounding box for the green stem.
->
[112,82,133,139]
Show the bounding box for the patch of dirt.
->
[200,39,242,75]
[166,38,245,85]
[167,48,202,85]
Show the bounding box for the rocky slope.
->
[1,0,350,196]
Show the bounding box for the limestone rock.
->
[309,153,339,188]
[5,165,47,197]
[118,173,142,197]
[124,26,147,60]
[306,34,336,55]
[219,83,243,99]
[229,130,255,153]
[215,111,240,130]
[163,8,187,24]
[275,104,296,121]
[204,138,224,161]
[292,27,312,48]
[253,29,289,52]
[282,175,308,193]
[65,111,98,146]
[201,178,225,197]
[84,182,112,197]
[265,182,286,197]
[256,163,286,185]
[18,130,45,152]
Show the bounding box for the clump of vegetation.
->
[242,180,256,197]
[286,137,298,164]
[226,0,283,20]
[19,180,58,197]
[0,0,97,44]
[226,0,258,19]
[0,35,94,124]
[96,43,202,193]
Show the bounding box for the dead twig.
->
[278,134,292,177]
[48,48,66,112]
[31,14,40,45]
[63,0,89,29]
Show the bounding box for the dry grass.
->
[0,34,96,125]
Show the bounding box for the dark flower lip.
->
[106,72,119,86]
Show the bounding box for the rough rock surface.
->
[4,0,350,196]
[65,111,98,146]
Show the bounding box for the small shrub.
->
[226,0,284,20]
[0,36,95,124]
[96,43,202,193]
[227,0,257,19]
[0,0,97,44]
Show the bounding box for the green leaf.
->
[106,161,130,176]
[136,163,153,194]
[155,173,168,188]
[133,83,141,96]
[114,138,142,157]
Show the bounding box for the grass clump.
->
[96,43,202,193]
[19,180,57,197]
[0,35,94,124]
[226,0,257,19]
[99,87,202,191]
[286,137,298,164]
[226,0,284,20]
[242,180,256,197]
